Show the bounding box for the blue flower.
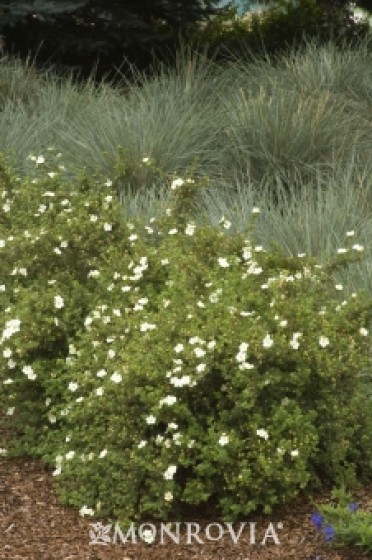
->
[348,502,359,513]
[311,512,324,530]
[324,524,335,542]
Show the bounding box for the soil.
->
[1,420,371,559]
[1,455,372,560]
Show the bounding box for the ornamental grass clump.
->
[0,153,371,524]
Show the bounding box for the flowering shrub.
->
[0,151,371,524]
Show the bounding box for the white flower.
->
[2,318,21,341]
[171,178,184,190]
[251,207,261,214]
[138,440,147,449]
[290,449,299,457]
[99,449,108,458]
[335,284,343,290]
[164,491,173,502]
[6,407,15,416]
[219,433,229,446]
[159,395,177,406]
[141,529,156,544]
[289,332,302,349]
[54,295,64,309]
[219,216,232,229]
[0,448,7,456]
[110,372,122,383]
[104,179,113,187]
[196,363,206,373]
[96,387,104,396]
[262,334,274,348]
[194,347,206,358]
[218,257,229,268]
[146,415,157,425]
[185,223,196,236]
[337,248,347,254]
[68,382,78,392]
[246,262,263,275]
[256,428,269,440]
[236,350,247,363]
[319,336,329,348]
[96,369,107,378]
[163,465,177,480]
[88,269,100,278]
[140,322,157,332]
[346,230,355,237]
[209,289,222,303]
[242,247,252,260]
[277,447,285,456]
[3,348,12,358]
[107,349,116,359]
[36,155,45,165]
[103,223,112,232]
[22,365,37,380]
[174,343,184,353]
[359,327,369,336]
[142,157,150,163]
[170,375,191,387]
[189,336,203,345]
[352,244,364,252]
[121,285,131,293]
[79,505,95,517]
[65,450,75,460]
[239,361,255,370]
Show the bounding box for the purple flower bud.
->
[311,512,323,530]
[324,524,335,542]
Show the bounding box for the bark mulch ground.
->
[1,454,371,560]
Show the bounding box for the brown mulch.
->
[1,457,371,560]
[1,419,371,560]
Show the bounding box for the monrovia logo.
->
[89,520,283,546]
